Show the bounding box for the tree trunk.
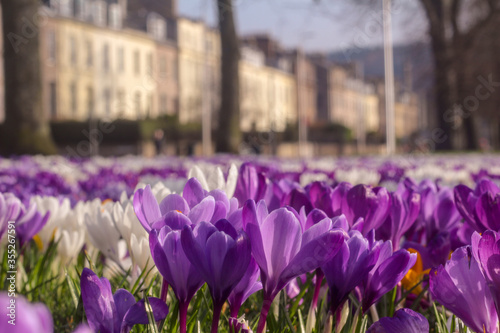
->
[215,0,241,153]
[429,33,455,151]
[0,0,56,155]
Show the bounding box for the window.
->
[172,58,177,80]
[135,92,141,118]
[147,52,153,76]
[103,43,110,72]
[148,93,154,117]
[87,87,94,117]
[70,36,77,66]
[117,47,124,73]
[160,94,167,114]
[159,55,167,78]
[134,50,140,75]
[86,40,93,67]
[70,82,77,115]
[109,4,122,29]
[104,89,111,117]
[50,82,57,118]
[117,89,125,116]
[47,30,56,63]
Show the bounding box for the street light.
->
[383,0,396,155]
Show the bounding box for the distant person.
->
[154,129,164,155]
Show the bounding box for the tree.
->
[418,0,499,150]
[215,0,241,153]
[0,0,57,155]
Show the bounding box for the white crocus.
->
[130,233,157,281]
[85,208,122,265]
[31,196,71,251]
[112,201,148,247]
[188,163,238,198]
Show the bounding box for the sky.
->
[178,0,428,53]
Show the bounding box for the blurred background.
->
[0,0,499,157]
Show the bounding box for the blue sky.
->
[178,0,427,52]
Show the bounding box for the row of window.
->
[49,82,172,119]
[47,30,177,79]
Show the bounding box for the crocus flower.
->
[134,179,238,233]
[233,163,268,206]
[0,292,53,333]
[367,308,429,333]
[16,202,50,248]
[228,316,253,333]
[401,248,430,296]
[242,200,346,333]
[181,220,251,333]
[228,257,262,317]
[188,163,238,198]
[0,192,22,242]
[359,241,416,312]
[472,230,500,322]
[149,213,204,333]
[344,185,391,235]
[80,268,169,333]
[321,230,379,315]
[454,178,500,232]
[376,191,420,251]
[430,246,498,333]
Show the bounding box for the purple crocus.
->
[0,193,22,241]
[344,185,391,235]
[233,163,268,207]
[472,230,500,322]
[181,220,252,333]
[228,257,262,317]
[367,308,429,333]
[242,200,346,333]
[321,230,379,316]
[80,268,169,333]
[376,191,420,251]
[429,246,498,333]
[454,178,500,232]
[149,214,204,333]
[16,202,50,248]
[0,292,53,333]
[134,178,239,233]
[359,240,416,312]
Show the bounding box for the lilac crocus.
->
[149,213,204,333]
[376,191,420,251]
[359,240,416,312]
[228,257,262,317]
[344,185,391,235]
[233,163,268,206]
[321,231,379,316]
[454,178,500,232]
[429,246,498,333]
[472,230,500,322]
[80,268,169,333]
[0,193,22,241]
[134,178,239,233]
[16,202,50,248]
[0,292,53,333]
[367,308,429,333]
[181,220,252,333]
[242,200,346,333]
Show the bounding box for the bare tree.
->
[0,0,56,155]
[419,0,500,150]
[215,0,241,153]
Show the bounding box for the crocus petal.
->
[367,308,429,333]
[80,268,116,333]
[183,178,206,208]
[120,298,169,333]
[159,194,190,216]
[113,289,136,325]
[188,196,215,225]
[133,186,161,232]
